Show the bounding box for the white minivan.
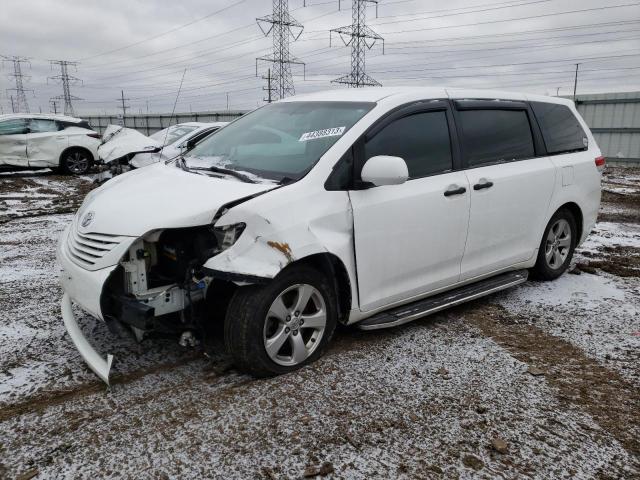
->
[0,114,100,174]
[57,88,603,383]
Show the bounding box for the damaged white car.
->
[98,121,227,173]
[58,88,602,384]
[0,114,100,174]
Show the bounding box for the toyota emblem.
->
[81,211,95,228]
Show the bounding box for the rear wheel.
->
[60,148,92,175]
[224,265,337,377]
[530,208,577,281]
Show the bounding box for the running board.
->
[357,270,528,331]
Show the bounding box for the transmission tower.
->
[2,55,33,113]
[330,0,384,87]
[256,0,305,101]
[48,60,82,116]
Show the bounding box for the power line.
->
[77,0,248,62]
[49,60,82,116]
[256,0,305,100]
[330,0,384,87]
[2,55,33,113]
[377,2,640,35]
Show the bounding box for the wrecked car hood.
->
[98,125,161,163]
[78,162,275,237]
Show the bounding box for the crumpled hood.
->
[78,162,275,237]
[98,125,161,163]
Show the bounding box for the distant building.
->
[574,91,640,166]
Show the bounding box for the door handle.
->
[444,186,467,197]
[473,180,494,190]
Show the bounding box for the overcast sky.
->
[1,0,639,115]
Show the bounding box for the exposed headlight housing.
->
[213,223,246,252]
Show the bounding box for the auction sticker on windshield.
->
[299,126,346,142]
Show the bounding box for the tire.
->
[530,208,577,281]
[224,264,337,377]
[60,148,93,175]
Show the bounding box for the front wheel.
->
[224,265,337,377]
[60,148,92,175]
[530,208,577,281]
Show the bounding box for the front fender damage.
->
[203,213,340,283]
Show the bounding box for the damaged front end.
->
[101,224,241,337]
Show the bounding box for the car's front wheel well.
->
[281,253,352,324]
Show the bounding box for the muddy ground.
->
[0,167,638,479]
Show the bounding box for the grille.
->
[67,227,126,268]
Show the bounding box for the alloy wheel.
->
[263,284,327,366]
[65,151,90,174]
[545,218,572,269]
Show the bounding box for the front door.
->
[27,118,67,167]
[0,118,28,167]
[350,105,470,312]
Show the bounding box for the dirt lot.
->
[0,167,639,479]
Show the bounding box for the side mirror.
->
[185,139,197,151]
[361,155,408,187]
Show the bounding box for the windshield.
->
[150,125,199,145]
[182,101,374,182]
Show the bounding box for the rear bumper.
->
[61,293,113,384]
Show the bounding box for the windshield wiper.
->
[177,155,188,170]
[188,165,257,183]
[279,176,295,185]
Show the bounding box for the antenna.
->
[330,0,384,87]
[49,60,82,116]
[256,0,305,101]
[2,55,33,113]
[162,69,187,151]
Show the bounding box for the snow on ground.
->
[0,167,639,479]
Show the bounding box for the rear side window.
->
[531,102,587,154]
[364,110,453,178]
[457,109,535,167]
[29,119,58,133]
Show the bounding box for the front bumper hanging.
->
[61,293,113,385]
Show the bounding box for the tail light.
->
[595,155,606,172]
[86,133,101,139]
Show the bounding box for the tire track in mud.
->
[0,353,207,422]
[465,302,640,460]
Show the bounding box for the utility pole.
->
[226,92,230,111]
[256,0,305,101]
[262,68,275,103]
[573,63,580,101]
[118,90,130,121]
[330,0,384,87]
[10,95,16,114]
[48,60,82,116]
[2,55,33,113]
[49,99,60,114]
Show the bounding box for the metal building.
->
[574,91,640,166]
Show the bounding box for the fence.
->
[574,92,640,166]
[83,111,247,136]
[82,92,640,166]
